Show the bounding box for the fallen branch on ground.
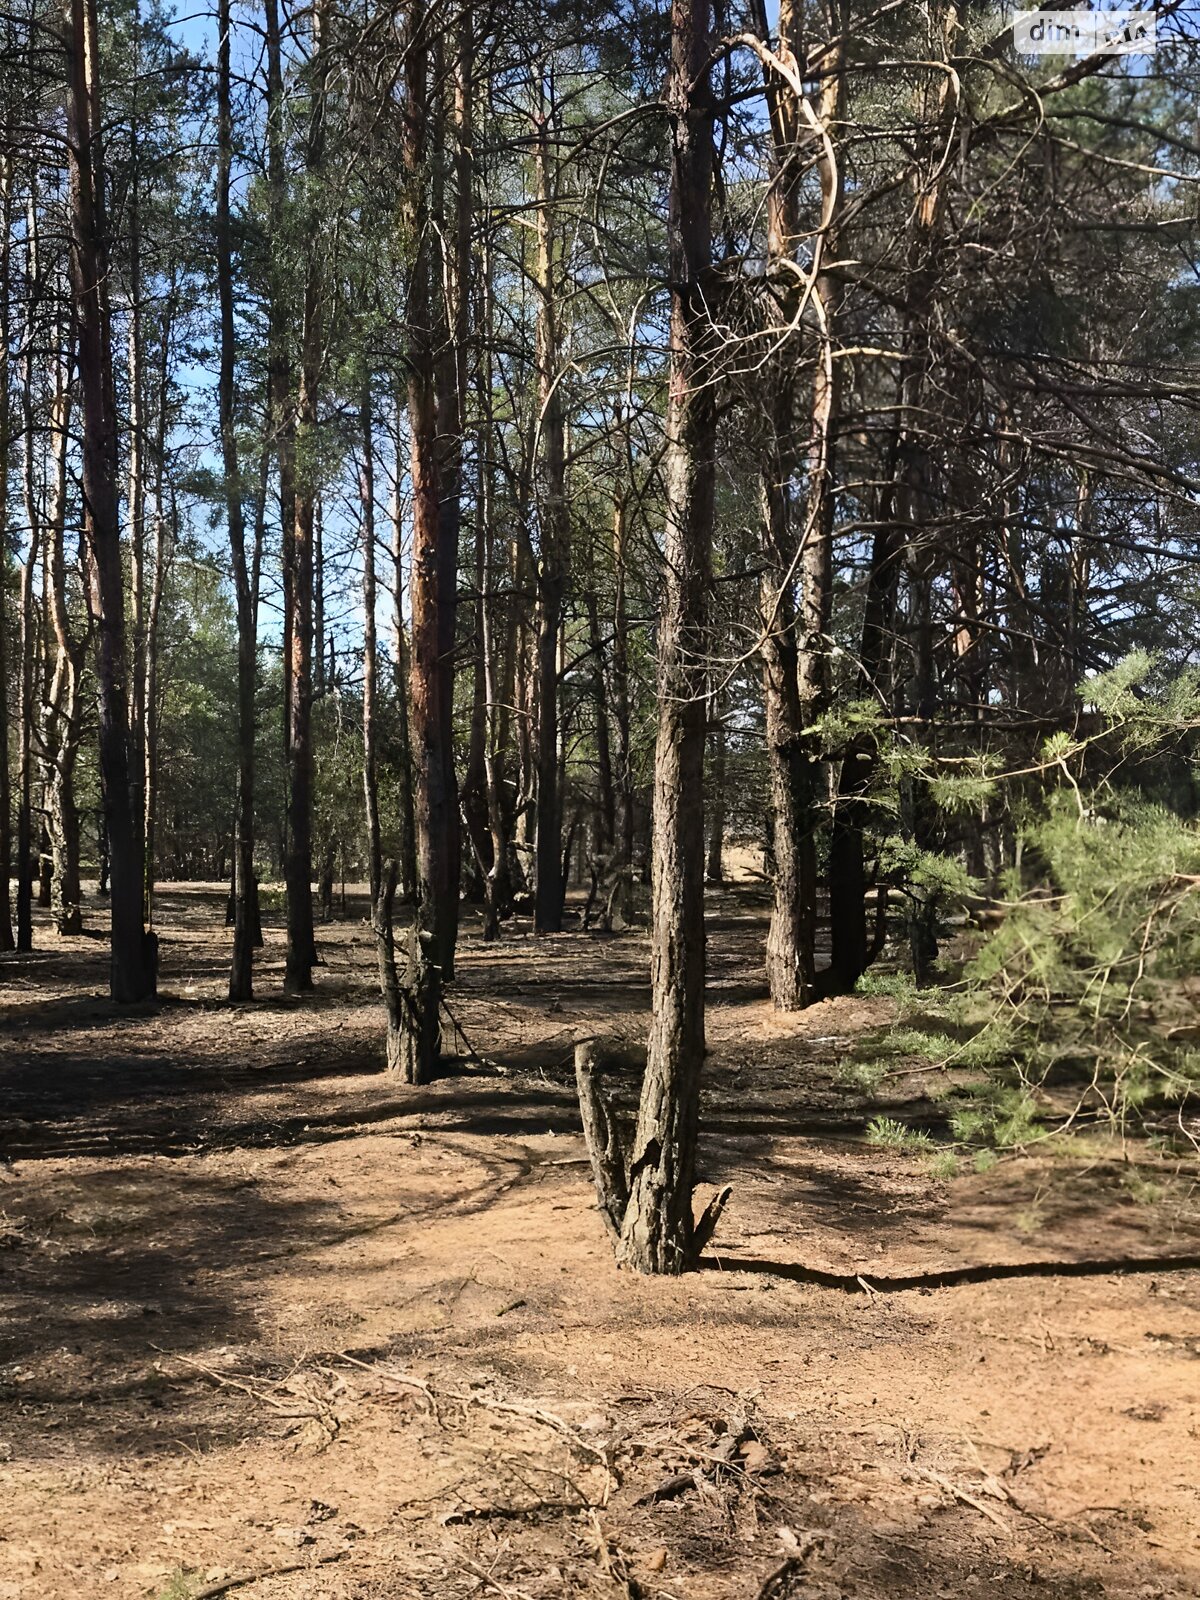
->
[192,1552,343,1599]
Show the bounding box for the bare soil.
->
[1,884,1199,1600]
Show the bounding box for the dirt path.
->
[1,886,1198,1599]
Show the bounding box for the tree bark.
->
[531,85,568,934]
[704,692,725,886]
[462,437,492,897]
[609,485,634,927]
[615,0,718,1275]
[360,384,382,905]
[393,0,456,1081]
[16,188,41,953]
[0,155,11,952]
[476,252,515,938]
[219,0,260,999]
[66,0,156,1000]
[389,395,418,903]
[142,284,172,925]
[264,0,296,892]
[283,0,327,993]
[824,0,959,995]
[428,9,472,970]
[126,109,147,916]
[751,0,844,1008]
[41,349,84,938]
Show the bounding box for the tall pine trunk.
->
[361,385,382,904]
[825,0,959,993]
[752,0,844,1008]
[390,0,458,1082]
[66,0,155,1000]
[219,0,259,999]
[615,0,718,1274]
[477,252,514,938]
[0,156,11,952]
[283,0,327,993]
[531,88,567,934]
[389,396,418,903]
[42,354,84,937]
[16,188,42,953]
[609,484,634,926]
[142,285,171,924]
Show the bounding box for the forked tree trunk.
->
[66,0,155,1000]
[593,0,721,1275]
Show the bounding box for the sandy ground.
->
[1,883,1198,1600]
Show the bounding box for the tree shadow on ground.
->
[0,1160,345,1459]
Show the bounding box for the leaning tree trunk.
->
[577,0,723,1276]
[66,0,155,1000]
